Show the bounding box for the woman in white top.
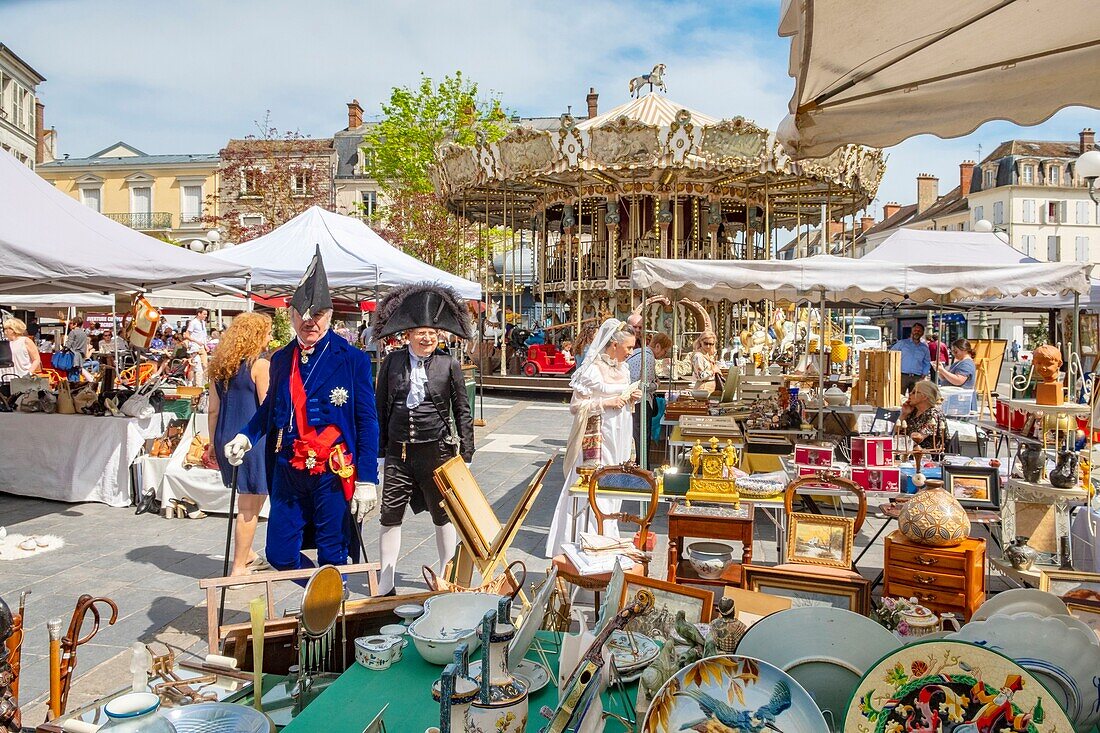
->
[545,318,642,557]
[690,330,719,392]
[2,317,41,378]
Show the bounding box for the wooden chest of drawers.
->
[883,531,986,621]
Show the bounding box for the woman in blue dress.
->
[207,313,272,576]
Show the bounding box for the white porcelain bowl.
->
[685,541,736,579]
[824,387,848,406]
[408,592,503,665]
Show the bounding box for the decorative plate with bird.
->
[641,655,827,732]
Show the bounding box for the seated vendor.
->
[899,379,945,450]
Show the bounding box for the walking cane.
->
[217,465,239,637]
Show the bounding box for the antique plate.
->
[736,607,901,731]
[972,587,1069,621]
[844,639,1074,733]
[607,630,659,672]
[946,611,1100,729]
[642,655,827,732]
[161,702,274,733]
[469,658,550,693]
[1052,612,1100,645]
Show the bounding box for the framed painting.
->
[785,512,854,569]
[1065,600,1100,643]
[619,574,714,638]
[1038,569,1100,605]
[943,464,1000,509]
[742,564,871,616]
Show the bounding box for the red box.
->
[794,444,833,469]
[850,437,893,467]
[852,466,901,492]
[1008,406,1028,432]
[995,399,1009,427]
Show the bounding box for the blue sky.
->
[4,0,1096,222]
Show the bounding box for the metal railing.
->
[105,212,173,230]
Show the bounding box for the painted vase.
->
[467,597,527,733]
[1003,537,1039,571]
[431,644,479,733]
[897,486,971,547]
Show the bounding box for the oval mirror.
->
[301,565,343,636]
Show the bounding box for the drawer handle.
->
[916,592,936,602]
[916,555,938,566]
[914,573,936,584]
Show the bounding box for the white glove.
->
[224,434,252,466]
[350,482,378,522]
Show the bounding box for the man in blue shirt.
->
[890,321,930,395]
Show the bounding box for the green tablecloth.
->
[281,631,636,732]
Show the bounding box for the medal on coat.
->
[329,386,349,406]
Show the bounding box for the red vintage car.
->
[521,343,575,376]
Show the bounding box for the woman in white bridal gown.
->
[545,318,642,558]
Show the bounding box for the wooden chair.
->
[434,455,554,596]
[551,462,660,600]
[784,473,868,534]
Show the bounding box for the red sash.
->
[289,347,356,499]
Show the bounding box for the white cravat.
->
[407,351,427,409]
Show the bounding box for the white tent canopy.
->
[777,0,1100,158]
[630,254,1090,305]
[0,150,248,295]
[2,293,114,310]
[214,206,482,301]
[862,229,1038,265]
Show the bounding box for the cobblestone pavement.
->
[0,392,1009,722]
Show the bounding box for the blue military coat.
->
[244,329,380,489]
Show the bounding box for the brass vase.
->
[897,486,971,547]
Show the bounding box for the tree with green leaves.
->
[361,72,510,274]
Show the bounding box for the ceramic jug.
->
[1049,450,1079,488]
[431,644,479,733]
[1016,442,1044,483]
[897,485,971,547]
[467,598,527,733]
[1003,537,1039,571]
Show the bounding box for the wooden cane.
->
[46,618,61,721]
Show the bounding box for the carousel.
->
[432,67,886,378]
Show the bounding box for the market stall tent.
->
[0,149,248,295]
[213,206,482,300]
[777,0,1100,158]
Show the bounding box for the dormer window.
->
[1048,165,1060,186]
[1022,165,1034,184]
[983,169,995,189]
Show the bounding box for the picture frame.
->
[943,464,1000,509]
[785,512,854,569]
[742,564,871,616]
[619,574,714,638]
[1038,569,1100,605]
[1065,600,1100,643]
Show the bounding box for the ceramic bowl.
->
[947,611,1100,729]
[354,635,407,671]
[685,541,736,579]
[407,592,503,665]
[690,389,712,399]
[824,387,848,406]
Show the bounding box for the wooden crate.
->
[854,350,902,408]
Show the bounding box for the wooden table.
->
[667,501,755,587]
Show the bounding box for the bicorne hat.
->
[289,246,333,319]
[373,283,472,340]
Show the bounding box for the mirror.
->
[301,565,343,636]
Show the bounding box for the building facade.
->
[37,142,220,242]
[333,99,385,220]
[0,43,47,167]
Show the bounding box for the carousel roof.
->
[432,90,885,227]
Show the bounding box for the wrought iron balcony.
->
[105,212,173,230]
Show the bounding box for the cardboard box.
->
[851,436,893,467]
[794,444,833,468]
[852,466,901,492]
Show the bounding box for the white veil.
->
[570,317,625,391]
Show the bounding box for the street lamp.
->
[1076,149,1100,205]
[206,229,222,248]
[974,219,1009,242]
[188,239,205,252]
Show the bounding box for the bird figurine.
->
[707,598,747,654]
[673,610,706,648]
[676,680,792,733]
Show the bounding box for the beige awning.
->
[777,0,1100,158]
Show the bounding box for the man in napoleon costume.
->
[224,249,379,570]
[373,283,475,596]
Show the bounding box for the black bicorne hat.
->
[290,245,333,319]
[373,283,472,339]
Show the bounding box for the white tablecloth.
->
[0,412,168,506]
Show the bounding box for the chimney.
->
[347,99,364,130]
[586,88,599,119]
[959,160,975,197]
[1081,128,1095,154]
[860,215,875,234]
[827,220,845,242]
[35,101,46,165]
[882,202,901,221]
[916,173,939,214]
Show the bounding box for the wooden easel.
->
[971,339,1007,419]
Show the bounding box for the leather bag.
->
[56,380,76,415]
[184,435,210,467]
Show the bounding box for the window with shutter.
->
[1049,166,1060,186]
[1076,236,1089,262]
[1022,199,1035,223]
[131,186,152,215]
[1047,236,1061,261]
[1076,201,1090,225]
[80,188,101,213]
[181,185,202,223]
[993,201,1004,224]
[1021,235,1035,257]
[1023,165,1034,184]
[974,205,984,223]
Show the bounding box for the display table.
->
[281,631,635,733]
[0,411,168,507]
[667,501,754,586]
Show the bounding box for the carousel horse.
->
[628,63,667,97]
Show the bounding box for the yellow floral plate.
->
[844,639,1074,733]
[641,655,827,732]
